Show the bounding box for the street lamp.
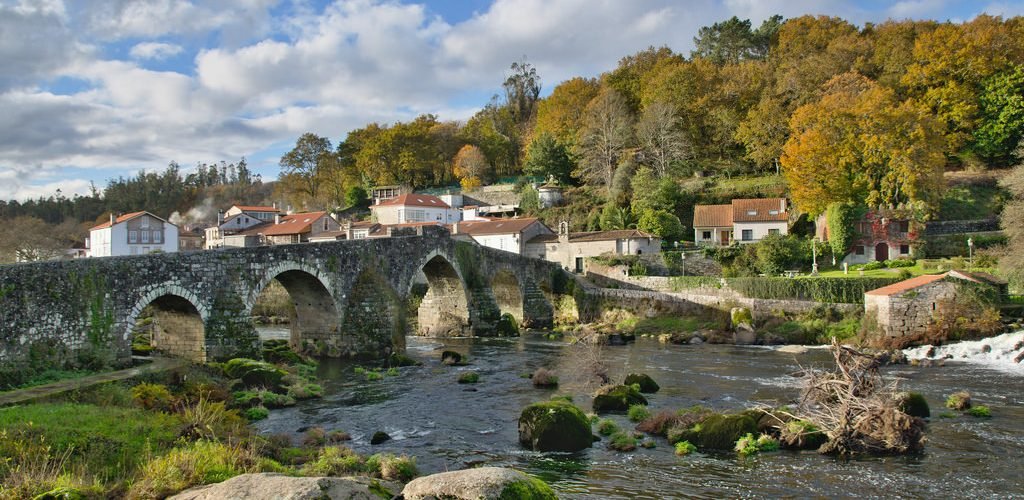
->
[968,237,974,270]
[812,238,819,275]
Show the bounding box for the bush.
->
[627,404,651,423]
[128,440,272,498]
[596,418,619,436]
[884,258,916,268]
[607,431,638,452]
[727,277,900,304]
[131,382,174,411]
[967,405,992,418]
[531,367,559,388]
[244,406,269,421]
[674,440,697,456]
[301,446,364,476]
[302,427,327,447]
[365,453,418,482]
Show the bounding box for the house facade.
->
[205,205,282,249]
[261,212,341,245]
[816,208,917,265]
[693,198,789,245]
[371,193,459,225]
[88,211,179,257]
[452,218,554,254]
[525,223,661,273]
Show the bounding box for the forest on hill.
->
[3,14,1024,249]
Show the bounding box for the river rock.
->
[168,473,402,500]
[689,336,704,345]
[623,373,660,393]
[441,350,463,365]
[592,384,648,412]
[518,399,593,452]
[370,431,391,445]
[402,467,556,500]
[733,324,756,345]
[777,345,808,354]
[945,391,972,410]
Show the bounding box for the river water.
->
[255,328,1024,498]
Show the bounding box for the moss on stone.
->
[518,400,593,452]
[222,358,287,388]
[897,392,931,419]
[623,373,660,393]
[497,475,558,500]
[592,384,648,413]
[668,412,759,450]
[496,313,520,336]
[457,371,480,384]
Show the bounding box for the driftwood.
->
[798,340,926,455]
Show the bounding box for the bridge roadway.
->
[0,226,562,373]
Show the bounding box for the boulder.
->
[370,431,391,445]
[777,345,808,354]
[222,358,287,388]
[667,411,759,450]
[518,400,593,452]
[168,473,401,500]
[623,373,660,393]
[896,392,930,419]
[945,391,972,411]
[592,384,648,413]
[495,313,520,337]
[402,467,555,500]
[441,351,463,365]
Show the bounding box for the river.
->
[254,328,1024,498]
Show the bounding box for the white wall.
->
[694,226,732,245]
[733,221,788,244]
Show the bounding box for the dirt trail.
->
[0,357,188,406]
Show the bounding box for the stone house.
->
[525,222,661,273]
[864,271,1007,341]
[451,218,554,255]
[370,193,460,225]
[88,211,179,257]
[816,208,916,265]
[693,198,789,245]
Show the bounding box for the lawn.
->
[939,171,1007,220]
[812,260,999,279]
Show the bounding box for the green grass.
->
[0,403,183,482]
[939,183,1005,220]
[813,261,937,278]
[619,316,718,335]
[710,175,787,196]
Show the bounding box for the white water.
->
[903,330,1024,375]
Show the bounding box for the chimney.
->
[343,221,352,240]
[275,214,282,224]
[780,199,787,212]
[110,213,116,226]
[452,222,459,234]
[217,210,224,225]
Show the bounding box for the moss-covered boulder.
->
[592,385,648,413]
[222,358,287,388]
[518,400,593,452]
[897,392,931,418]
[371,431,391,445]
[668,411,759,450]
[441,351,463,365]
[945,391,972,410]
[496,313,519,337]
[261,339,302,364]
[402,467,555,500]
[623,373,660,393]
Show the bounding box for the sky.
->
[1,0,1023,202]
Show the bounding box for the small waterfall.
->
[903,331,1024,374]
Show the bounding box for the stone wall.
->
[0,228,565,375]
[865,281,957,340]
[924,218,999,235]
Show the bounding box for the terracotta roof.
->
[693,204,733,228]
[865,273,947,297]
[569,229,656,242]
[90,211,150,230]
[732,198,788,223]
[373,193,450,209]
[455,218,547,236]
[948,270,1008,286]
[350,221,378,229]
[232,205,280,212]
[261,212,327,236]
[527,233,559,244]
[368,221,444,237]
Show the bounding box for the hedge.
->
[725,277,901,304]
[668,276,723,291]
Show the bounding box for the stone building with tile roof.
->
[525,222,661,273]
[693,198,789,245]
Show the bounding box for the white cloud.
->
[129,41,183,60]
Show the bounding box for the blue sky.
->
[1,0,1023,202]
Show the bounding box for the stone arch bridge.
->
[0,227,565,369]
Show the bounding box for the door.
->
[720,230,729,245]
[575,257,584,273]
[875,242,889,261]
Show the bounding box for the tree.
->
[630,166,682,215]
[603,46,683,112]
[781,72,946,216]
[519,185,540,215]
[999,156,1024,289]
[600,203,635,230]
[279,133,336,208]
[973,65,1024,164]
[504,58,542,126]
[637,208,684,241]
[533,77,601,148]
[523,132,574,184]
[736,95,789,171]
[0,216,66,263]
[636,101,692,177]
[453,144,492,190]
[576,89,634,192]
[345,185,368,208]
[691,15,781,64]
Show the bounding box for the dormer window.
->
[769,210,779,215]
[747,210,757,216]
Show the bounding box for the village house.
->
[816,208,916,264]
[88,211,179,257]
[864,270,1008,342]
[259,212,341,245]
[370,193,460,225]
[451,218,554,254]
[525,222,661,273]
[204,205,283,249]
[693,198,789,245]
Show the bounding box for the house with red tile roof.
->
[88,211,178,257]
[206,204,284,249]
[524,222,661,273]
[370,193,459,225]
[257,211,341,245]
[451,218,553,254]
[692,198,789,245]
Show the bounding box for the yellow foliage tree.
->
[781,72,946,216]
[453,144,491,191]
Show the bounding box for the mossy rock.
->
[371,431,391,445]
[261,340,302,364]
[496,313,520,337]
[518,400,593,452]
[388,353,421,367]
[669,412,759,450]
[592,385,648,413]
[623,373,660,393]
[731,307,753,328]
[222,358,287,388]
[497,474,557,500]
[441,350,463,365]
[945,391,972,411]
[897,392,931,418]
[458,371,480,384]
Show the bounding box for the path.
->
[0,356,189,406]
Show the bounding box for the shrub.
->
[302,427,327,447]
[627,404,651,423]
[179,397,249,442]
[131,383,174,411]
[244,406,269,421]
[457,371,480,384]
[945,391,972,410]
[531,367,559,388]
[726,277,900,304]
[607,431,638,452]
[365,453,418,482]
[967,405,992,418]
[128,440,271,498]
[327,430,352,442]
[596,418,619,436]
[258,391,296,409]
[301,446,364,476]
[674,440,697,456]
[884,258,916,268]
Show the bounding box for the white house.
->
[205,205,282,249]
[88,211,179,257]
[693,198,789,245]
[260,211,341,245]
[370,194,459,225]
[452,218,554,254]
[525,223,661,273]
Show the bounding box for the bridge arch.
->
[410,250,471,337]
[491,269,524,324]
[127,284,209,362]
[248,261,341,350]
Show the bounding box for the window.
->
[140,217,149,229]
[742,229,753,241]
[896,220,910,233]
[130,246,138,255]
[702,231,712,240]
[323,218,329,231]
[141,230,150,243]
[769,210,779,215]
[768,228,780,236]
[406,209,426,222]
[746,210,757,216]
[854,245,865,255]
[129,230,138,243]
[153,231,162,243]
[900,244,909,255]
